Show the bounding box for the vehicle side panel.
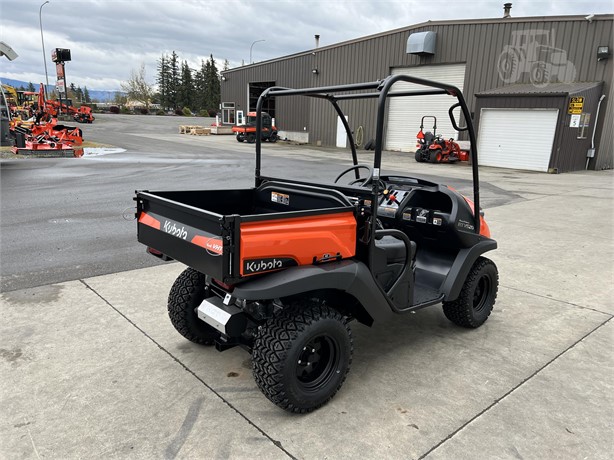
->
[239,212,357,276]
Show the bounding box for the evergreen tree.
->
[194,59,207,112]
[68,83,77,102]
[76,86,84,102]
[203,54,220,112]
[28,82,35,91]
[169,51,180,109]
[83,86,91,103]
[178,60,194,110]
[156,54,171,109]
[223,59,229,71]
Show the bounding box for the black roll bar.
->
[254,74,482,235]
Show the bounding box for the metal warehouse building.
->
[220,10,613,172]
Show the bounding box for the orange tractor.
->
[415,115,467,164]
[46,99,95,123]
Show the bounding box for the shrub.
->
[140,108,149,115]
[207,109,217,117]
[120,106,130,114]
[109,106,120,114]
[198,109,209,117]
[175,108,184,116]
[182,107,193,116]
[156,109,165,115]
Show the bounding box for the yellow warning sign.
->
[568,96,584,115]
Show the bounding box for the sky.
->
[1,0,612,91]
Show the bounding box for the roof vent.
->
[503,3,512,18]
[406,31,436,56]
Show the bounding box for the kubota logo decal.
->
[243,257,297,274]
[163,220,188,240]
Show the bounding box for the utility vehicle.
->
[135,74,498,413]
[232,111,278,143]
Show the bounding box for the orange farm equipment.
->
[232,111,278,143]
[46,99,95,124]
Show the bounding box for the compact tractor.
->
[415,115,467,164]
[232,111,278,143]
[136,75,499,413]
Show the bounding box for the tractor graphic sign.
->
[497,29,577,87]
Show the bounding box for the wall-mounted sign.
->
[569,114,581,127]
[56,79,66,94]
[568,96,584,114]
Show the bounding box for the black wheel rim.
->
[473,275,491,312]
[296,335,339,392]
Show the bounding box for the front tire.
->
[443,257,498,328]
[168,268,220,344]
[252,302,353,413]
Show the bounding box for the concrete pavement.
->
[1,142,613,458]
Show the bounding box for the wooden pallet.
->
[179,125,203,134]
[189,128,211,135]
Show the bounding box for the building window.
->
[249,81,276,119]
[222,102,235,125]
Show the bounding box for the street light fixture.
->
[39,1,50,97]
[250,39,265,64]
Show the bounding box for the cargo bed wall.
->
[137,191,234,279]
[137,185,360,282]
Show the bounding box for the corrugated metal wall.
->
[221,54,312,132]
[222,16,613,169]
[594,80,613,170]
[556,84,605,172]
[475,84,604,173]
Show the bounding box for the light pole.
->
[250,39,265,64]
[39,1,50,97]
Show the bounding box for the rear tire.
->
[168,268,220,344]
[236,133,245,142]
[443,257,498,328]
[415,150,423,162]
[269,132,278,143]
[252,302,353,413]
[428,150,439,163]
[246,133,256,143]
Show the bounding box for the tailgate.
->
[136,191,234,280]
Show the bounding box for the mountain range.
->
[0,77,119,102]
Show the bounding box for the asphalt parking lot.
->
[1,114,613,459]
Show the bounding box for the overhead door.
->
[477,109,558,172]
[385,64,466,152]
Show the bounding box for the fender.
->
[441,239,498,301]
[231,259,395,323]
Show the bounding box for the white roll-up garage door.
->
[476,109,558,172]
[385,64,466,152]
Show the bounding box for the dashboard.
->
[375,177,453,232]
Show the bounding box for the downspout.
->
[587,94,606,170]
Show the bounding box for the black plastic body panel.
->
[232,260,396,323]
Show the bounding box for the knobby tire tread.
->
[252,302,353,413]
[442,257,498,328]
[168,268,219,345]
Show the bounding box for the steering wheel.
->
[334,165,373,186]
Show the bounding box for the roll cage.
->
[254,74,482,236]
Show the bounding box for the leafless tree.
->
[121,63,153,109]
